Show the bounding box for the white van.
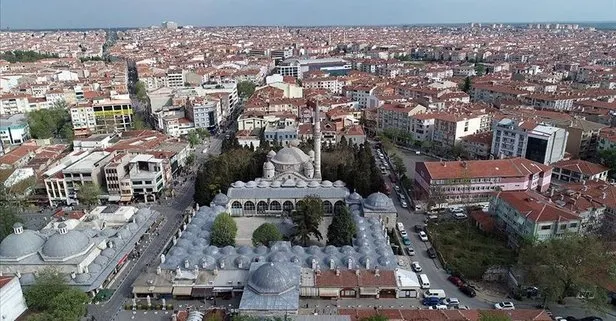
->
[418,274,430,289]
[396,222,405,233]
[423,289,446,299]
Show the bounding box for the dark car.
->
[460,285,477,297]
[414,225,425,233]
[422,297,441,306]
[568,317,603,321]
[427,247,437,258]
[447,276,464,287]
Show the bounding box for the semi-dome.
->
[74,273,91,283]
[42,230,90,258]
[233,181,246,188]
[364,192,394,211]
[248,263,296,295]
[321,180,333,187]
[212,193,230,206]
[333,180,345,187]
[307,181,320,188]
[245,181,257,188]
[271,147,310,165]
[347,191,363,201]
[0,224,45,258]
[263,161,274,170]
[271,180,282,188]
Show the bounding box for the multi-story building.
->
[598,128,616,151]
[70,99,134,135]
[376,103,427,135]
[409,113,436,142]
[127,154,165,202]
[414,157,552,207]
[547,118,608,159]
[343,85,377,109]
[0,114,29,146]
[166,69,185,88]
[0,95,30,115]
[491,119,568,165]
[263,123,299,146]
[201,81,239,118]
[432,113,491,148]
[460,132,493,160]
[490,190,581,247]
[276,58,351,79]
[551,159,609,183]
[186,100,222,132]
[553,180,616,234]
[0,276,28,321]
[43,150,113,206]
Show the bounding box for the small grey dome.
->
[347,191,363,201]
[237,245,252,255]
[271,180,282,188]
[364,192,394,211]
[235,255,251,268]
[101,248,116,258]
[94,255,109,265]
[302,161,313,169]
[0,229,45,258]
[378,256,392,266]
[267,150,276,158]
[221,245,236,255]
[264,161,274,170]
[295,180,308,188]
[212,193,230,206]
[324,245,338,254]
[333,180,345,187]
[88,263,102,273]
[268,251,288,263]
[99,229,117,237]
[118,228,131,240]
[127,223,139,232]
[307,181,320,188]
[204,246,219,255]
[340,245,355,255]
[254,245,269,255]
[74,273,91,283]
[42,230,90,258]
[321,180,333,187]
[292,245,305,254]
[245,181,257,188]
[233,181,246,188]
[248,263,296,295]
[257,181,270,188]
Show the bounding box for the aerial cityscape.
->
[0,2,615,321]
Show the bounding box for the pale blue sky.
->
[1,0,615,29]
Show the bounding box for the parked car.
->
[454,213,468,220]
[411,261,422,272]
[427,247,437,258]
[414,225,425,233]
[428,305,448,310]
[422,297,441,306]
[442,298,460,306]
[402,237,411,246]
[401,200,408,208]
[400,230,408,238]
[459,285,476,297]
[566,317,603,321]
[494,302,515,310]
[447,276,464,287]
[418,231,429,242]
[394,185,400,192]
[406,247,415,256]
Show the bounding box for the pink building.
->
[414,157,552,207]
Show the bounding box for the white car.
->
[442,298,460,306]
[428,305,448,310]
[394,185,400,192]
[494,302,515,310]
[411,261,422,272]
[454,213,468,220]
[401,200,408,208]
[400,230,408,238]
[418,231,429,242]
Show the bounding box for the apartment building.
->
[376,103,427,135]
[598,128,616,151]
[186,100,222,132]
[553,181,616,234]
[460,132,493,160]
[263,123,298,146]
[0,114,29,146]
[302,77,343,94]
[432,113,491,148]
[166,69,185,88]
[276,58,351,79]
[491,119,568,165]
[104,153,134,202]
[126,154,165,202]
[343,85,377,109]
[0,95,30,115]
[43,151,113,206]
[70,99,134,135]
[471,84,528,104]
[409,113,436,142]
[414,157,552,207]
[490,190,581,247]
[238,114,297,131]
[551,159,609,183]
[547,118,608,159]
[201,81,239,117]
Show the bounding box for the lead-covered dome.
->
[212,193,230,206]
[0,223,45,258]
[42,229,90,258]
[271,147,310,165]
[364,192,394,211]
[248,263,296,295]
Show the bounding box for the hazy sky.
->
[1,0,615,29]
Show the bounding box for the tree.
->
[360,315,388,321]
[0,50,59,63]
[252,223,283,247]
[77,182,100,208]
[134,80,148,103]
[475,63,486,76]
[462,76,472,93]
[519,234,616,308]
[25,268,88,321]
[187,130,201,147]
[291,195,324,246]
[0,205,20,241]
[47,288,89,320]
[196,128,210,140]
[599,148,616,178]
[390,154,407,177]
[327,206,356,246]
[132,113,148,130]
[210,213,237,247]
[27,102,73,141]
[237,81,257,99]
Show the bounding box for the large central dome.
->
[42,230,91,258]
[0,229,45,258]
[248,263,296,295]
[271,146,310,165]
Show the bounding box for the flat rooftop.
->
[63,151,110,173]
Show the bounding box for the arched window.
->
[231,201,242,215]
[323,201,333,214]
[244,201,255,213]
[270,201,281,211]
[296,200,305,209]
[283,201,294,213]
[257,201,268,214]
[334,201,345,214]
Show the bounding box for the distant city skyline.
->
[1,0,615,29]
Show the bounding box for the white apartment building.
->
[128,154,165,202]
[187,100,223,131]
[302,77,343,94]
[376,103,427,135]
[491,118,568,165]
[0,276,28,321]
[238,114,297,131]
[343,85,377,109]
[432,113,491,147]
[0,95,29,115]
[166,69,185,88]
[200,81,239,118]
[409,114,436,142]
[0,114,29,145]
[70,100,134,134]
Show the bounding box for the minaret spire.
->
[313,101,322,180]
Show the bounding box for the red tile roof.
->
[422,157,551,180]
[553,159,609,176]
[495,190,580,223]
[314,269,396,288]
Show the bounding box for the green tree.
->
[390,154,407,177]
[599,148,616,178]
[519,234,616,308]
[187,130,201,147]
[0,50,59,63]
[134,80,148,103]
[462,76,472,93]
[132,113,148,130]
[25,268,70,311]
[77,182,100,208]
[210,213,237,247]
[252,223,283,247]
[196,128,211,140]
[479,311,511,321]
[27,102,73,141]
[327,206,356,246]
[0,205,20,241]
[475,63,486,76]
[360,315,388,321]
[291,195,324,246]
[237,81,257,99]
[47,288,89,320]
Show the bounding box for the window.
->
[257,201,268,214]
[540,225,551,230]
[323,201,333,214]
[270,201,281,211]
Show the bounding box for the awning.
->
[212,287,233,292]
[359,287,379,295]
[191,287,213,297]
[108,195,122,202]
[132,286,173,294]
[172,286,193,296]
[152,286,173,294]
[318,288,340,297]
[121,196,132,202]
